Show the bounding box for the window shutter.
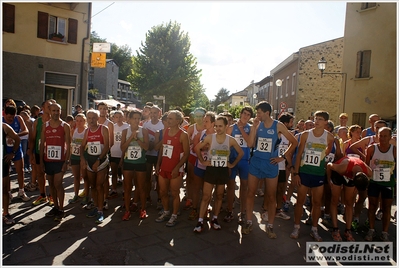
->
[3,3,15,33]
[37,11,48,39]
[361,50,371,78]
[67,18,78,44]
[355,51,362,78]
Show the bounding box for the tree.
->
[90,31,134,81]
[128,21,204,108]
[210,88,230,111]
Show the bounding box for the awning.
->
[93,99,124,107]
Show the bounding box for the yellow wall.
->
[2,3,90,62]
[342,3,396,125]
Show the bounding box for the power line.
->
[91,2,115,18]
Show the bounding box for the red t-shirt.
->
[160,128,184,172]
[335,156,369,179]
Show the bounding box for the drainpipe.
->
[79,2,91,109]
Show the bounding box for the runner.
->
[193,116,244,232]
[39,103,71,221]
[290,110,334,242]
[365,127,396,241]
[120,109,149,220]
[242,101,298,239]
[80,109,110,224]
[155,110,190,227]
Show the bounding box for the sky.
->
[90,1,347,101]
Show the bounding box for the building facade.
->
[341,2,396,129]
[3,2,91,116]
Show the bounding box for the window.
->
[37,11,78,44]
[361,3,376,10]
[292,73,296,95]
[352,113,367,128]
[355,50,371,78]
[3,3,15,33]
[280,79,284,98]
[285,77,289,97]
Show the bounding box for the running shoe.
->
[122,211,131,221]
[310,229,323,242]
[45,207,58,217]
[95,212,104,224]
[48,196,54,206]
[32,196,47,206]
[155,211,170,222]
[68,195,79,204]
[140,209,148,220]
[211,218,221,230]
[25,182,38,192]
[376,210,383,221]
[364,229,375,241]
[86,208,98,218]
[290,227,300,239]
[108,190,118,199]
[305,215,312,225]
[223,211,234,223]
[380,232,389,242]
[18,191,30,202]
[85,200,95,210]
[78,190,86,198]
[275,210,290,220]
[103,200,109,210]
[344,230,355,241]
[238,213,246,225]
[54,210,64,221]
[193,221,204,233]
[261,211,268,222]
[331,230,342,241]
[242,221,253,235]
[188,209,199,221]
[337,203,345,215]
[3,214,15,225]
[266,226,277,239]
[166,215,177,227]
[322,216,333,228]
[184,199,193,210]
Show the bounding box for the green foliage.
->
[210,88,230,111]
[228,105,247,119]
[128,21,204,108]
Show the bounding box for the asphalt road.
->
[2,169,397,266]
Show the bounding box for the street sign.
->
[91,52,106,68]
[280,102,287,109]
[93,43,111,53]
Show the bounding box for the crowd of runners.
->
[2,98,396,243]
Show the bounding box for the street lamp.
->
[317,57,347,113]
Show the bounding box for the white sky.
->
[91,1,347,101]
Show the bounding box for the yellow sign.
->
[91,52,106,68]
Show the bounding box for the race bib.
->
[278,144,288,156]
[211,156,227,167]
[47,145,61,160]
[127,145,141,160]
[162,144,174,159]
[71,143,80,156]
[87,141,101,156]
[257,137,272,152]
[373,168,390,182]
[304,149,321,167]
[115,131,122,142]
[235,135,247,148]
[325,152,335,163]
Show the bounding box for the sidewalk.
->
[3,170,397,265]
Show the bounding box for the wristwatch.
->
[280,154,286,160]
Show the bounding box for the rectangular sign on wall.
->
[93,43,111,53]
[91,52,106,68]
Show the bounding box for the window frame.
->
[292,73,296,95]
[355,50,371,78]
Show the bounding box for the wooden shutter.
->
[361,50,371,78]
[67,18,78,44]
[3,3,15,33]
[355,51,362,78]
[37,11,48,39]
